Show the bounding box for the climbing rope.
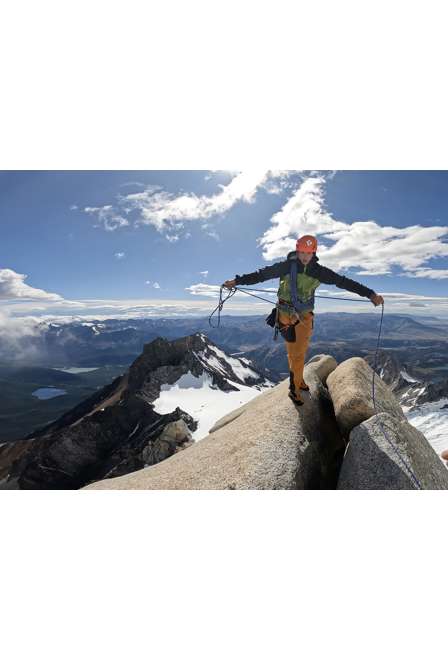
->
[209,285,423,489]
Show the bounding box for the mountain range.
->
[0,312,447,483]
[1,312,447,443]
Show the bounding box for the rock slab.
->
[327,357,406,437]
[84,355,343,490]
[338,412,448,490]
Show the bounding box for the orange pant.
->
[278,310,314,397]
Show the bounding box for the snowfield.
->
[152,370,272,441]
[403,397,448,466]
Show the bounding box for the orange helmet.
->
[296,235,318,253]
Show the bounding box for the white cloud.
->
[185,283,222,298]
[0,268,63,301]
[70,204,78,210]
[126,170,270,231]
[0,308,49,362]
[0,272,82,361]
[153,282,160,289]
[402,267,448,280]
[114,252,126,259]
[119,181,146,188]
[204,229,220,241]
[199,270,209,278]
[258,176,448,279]
[84,205,129,231]
[185,282,277,301]
[83,171,296,239]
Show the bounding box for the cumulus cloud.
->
[125,170,271,231]
[83,171,296,238]
[258,176,448,279]
[0,268,63,301]
[199,270,209,278]
[0,308,48,362]
[114,252,125,259]
[185,283,222,298]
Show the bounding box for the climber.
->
[223,234,384,406]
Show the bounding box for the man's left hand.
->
[370,293,384,306]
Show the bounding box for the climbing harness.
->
[289,256,316,315]
[209,284,423,489]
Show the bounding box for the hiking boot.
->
[288,391,304,406]
[299,381,309,391]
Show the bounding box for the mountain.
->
[0,333,274,489]
[363,349,423,393]
[147,333,274,440]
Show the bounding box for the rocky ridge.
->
[85,354,448,490]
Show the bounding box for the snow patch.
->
[81,322,100,335]
[152,370,270,441]
[128,422,140,439]
[400,369,419,383]
[208,344,261,382]
[403,397,448,467]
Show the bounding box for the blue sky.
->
[1,170,448,321]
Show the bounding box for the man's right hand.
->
[370,293,384,306]
[222,279,236,289]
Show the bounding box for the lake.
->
[32,387,67,400]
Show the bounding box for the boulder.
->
[326,357,406,437]
[441,449,448,461]
[338,412,448,490]
[84,354,345,490]
[142,419,193,464]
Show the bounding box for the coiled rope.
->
[209,285,422,489]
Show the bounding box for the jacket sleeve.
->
[234,260,288,285]
[316,265,375,299]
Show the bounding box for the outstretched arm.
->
[317,264,384,306]
[223,260,288,288]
